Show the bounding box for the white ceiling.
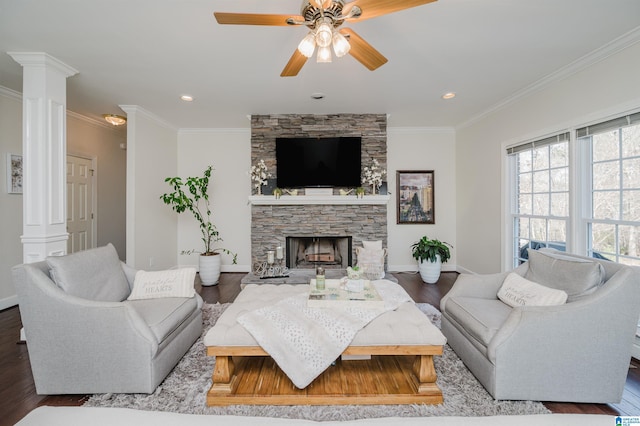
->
[1,0,639,129]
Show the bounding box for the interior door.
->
[66,155,94,253]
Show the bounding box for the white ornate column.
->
[9,52,78,262]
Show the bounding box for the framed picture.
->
[6,153,23,194]
[396,170,434,224]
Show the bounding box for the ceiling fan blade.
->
[339,28,388,70]
[214,12,303,26]
[281,50,308,77]
[343,0,437,22]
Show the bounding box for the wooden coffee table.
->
[204,283,446,406]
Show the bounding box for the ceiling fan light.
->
[317,45,332,63]
[315,22,333,48]
[332,31,350,57]
[298,32,316,58]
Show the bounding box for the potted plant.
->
[160,166,237,286]
[411,236,452,284]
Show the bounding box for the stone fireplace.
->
[249,114,388,270]
[250,202,387,270]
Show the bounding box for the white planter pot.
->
[199,253,221,286]
[418,255,442,284]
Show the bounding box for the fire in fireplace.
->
[286,236,352,269]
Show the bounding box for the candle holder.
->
[255,250,289,279]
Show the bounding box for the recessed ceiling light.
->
[441,92,456,100]
[310,92,325,100]
[180,95,194,102]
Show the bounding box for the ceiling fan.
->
[214,0,437,77]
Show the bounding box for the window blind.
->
[576,111,640,138]
[506,132,570,155]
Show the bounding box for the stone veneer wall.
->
[251,114,387,194]
[250,114,388,269]
[252,204,388,268]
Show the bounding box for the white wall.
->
[0,88,23,309]
[176,129,251,271]
[387,127,457,271]
[124,107,178,270]
[66,113,127,259]
[456,41,640,274]
[171,126,457,273]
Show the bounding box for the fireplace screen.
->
[286,236,352,269]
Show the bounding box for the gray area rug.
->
[85,303,551,421]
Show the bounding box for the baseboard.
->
[389,264,458,273]
[632,340,640,361]
[0,294,18,311]
[221,264,251,273]
[390,264,418,272]
[455,265,476,275]
[179,264,251,273]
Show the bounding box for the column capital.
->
[8,52,78,78]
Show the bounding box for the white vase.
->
[199,253,221,286]
[418,255,442,284]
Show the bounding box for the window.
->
[507,111,640,268]
[508,133,569,266]
[578,112,640,266]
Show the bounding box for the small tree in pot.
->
[411,236,452,284]
[161,165,237,286]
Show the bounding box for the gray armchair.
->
[12,244,203,395]
[440,248,640,403]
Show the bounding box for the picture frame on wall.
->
[396,170,434,224]
[6,153,23,194]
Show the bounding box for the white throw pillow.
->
[356,247,387,279]
[128,268,196,300]
[362,240,383,251]
[498,272,568,307]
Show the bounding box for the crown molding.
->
[457,26,640,130]
[388,126,455,135]
[178,127,250,135]
[119,105,177,131]
[1,85,123,132]
[0,85,22,101]
[67,110,123,131]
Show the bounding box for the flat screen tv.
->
[276,137,362,188]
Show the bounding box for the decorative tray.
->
[307,278,384,309]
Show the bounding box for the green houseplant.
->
[160,165,236,285]
[411,236,452,284]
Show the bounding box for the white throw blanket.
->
[237,280,413,389]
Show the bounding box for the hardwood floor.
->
[1,271,638,425]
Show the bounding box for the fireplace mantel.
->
[248,195,390,206]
